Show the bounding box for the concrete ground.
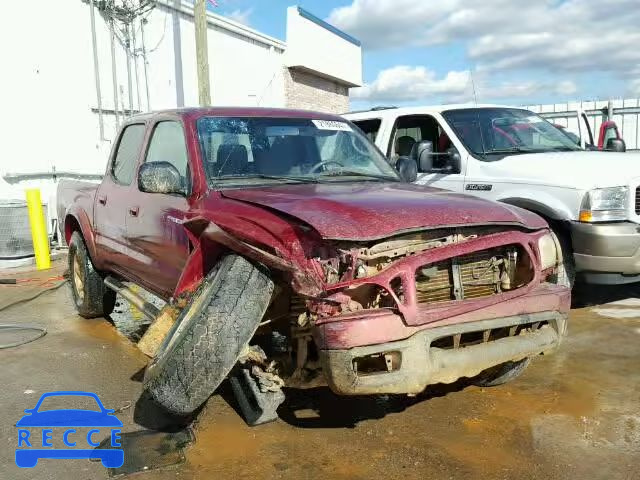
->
[0,265,639,479]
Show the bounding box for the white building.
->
[0,0,362,211]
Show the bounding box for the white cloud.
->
[351,66,471,102]
[328,0,640,76]
[225,8,253,26]
[556,81,578,96]
[352,66,578,103]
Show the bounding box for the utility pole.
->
[88,0,105,139]
[194,0,211,106]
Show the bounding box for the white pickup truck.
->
[345,104,640,285]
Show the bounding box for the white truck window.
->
[389,115,451,160]
[352,119,382,142]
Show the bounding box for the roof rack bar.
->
[341,105,398,115]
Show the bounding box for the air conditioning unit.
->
[0,200,48,268]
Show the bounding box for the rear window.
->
[353,119,382,142]
[112,124,145,185]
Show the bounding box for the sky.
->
[211,0,640,110]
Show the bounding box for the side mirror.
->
[138,161,184,194]
[411,140,462,174]
[412,140,435,172]
[605,138,626,152]
[395,156,418,183]
[446,147,462,173]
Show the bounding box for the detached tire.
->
[473,358,531,387]
[143,254,274,416]
[68,231,115,318]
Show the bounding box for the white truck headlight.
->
[538,232,559,270]
[579,186,628,222]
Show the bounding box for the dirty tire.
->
[473,358,531,387]
[68,231,115,318]
[143,254,274,416]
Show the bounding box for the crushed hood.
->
[220,182,546,240]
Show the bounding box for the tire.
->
[68,231,115,318]
[143,254,275,416]
[473,358,531,387]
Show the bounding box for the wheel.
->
[68,231,116,318]
[549,228,575,289]
[473,358,531,387]
[143,254,275,416]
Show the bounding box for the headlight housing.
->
[579,186,628,222]
[538,232,560,270]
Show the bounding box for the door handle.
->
[98,195,107,205]
[128,206,139,217]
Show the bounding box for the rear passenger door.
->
[94,123,146,271]
[125,120,191,297]
[387,114,465,192]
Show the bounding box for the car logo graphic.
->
[15,391,124,468]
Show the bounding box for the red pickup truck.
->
[57,107,570,425]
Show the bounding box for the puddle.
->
[97,428,193,477]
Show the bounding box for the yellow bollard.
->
[25,188,51,270]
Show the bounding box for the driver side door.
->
[125,120,191,298]
[387,114,465,192]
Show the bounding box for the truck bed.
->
[56,179,100,244]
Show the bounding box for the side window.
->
[145,121,189,181]
[112,124,145,185]
[388,115,444,159]
[353,119,382,142]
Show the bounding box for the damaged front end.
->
[255,225,570,395]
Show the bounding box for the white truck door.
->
[384,114,465,192]
[577,109,595,149]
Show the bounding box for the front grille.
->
[413,246,527,304]
[635,187,640,214]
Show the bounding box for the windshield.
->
[196,117,399,186]
[556,125,581,146]
[442,108,582,158]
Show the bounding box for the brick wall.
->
[284,68,350,114]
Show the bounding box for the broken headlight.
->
[538,232,560,270]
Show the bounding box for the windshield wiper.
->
[315,170,400,182]
[484,146,542,154]
[211,173,319,184]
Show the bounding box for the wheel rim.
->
[73,252,85,299]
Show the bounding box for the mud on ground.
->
[0,275,638,479]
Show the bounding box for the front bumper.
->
[320,310,567,395]
[316,284,569,395]
[571,221,640,276]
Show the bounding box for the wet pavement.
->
[0,275,638,479]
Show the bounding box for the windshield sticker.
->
[312,120,352,131]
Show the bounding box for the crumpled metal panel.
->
[220,182,547,240]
